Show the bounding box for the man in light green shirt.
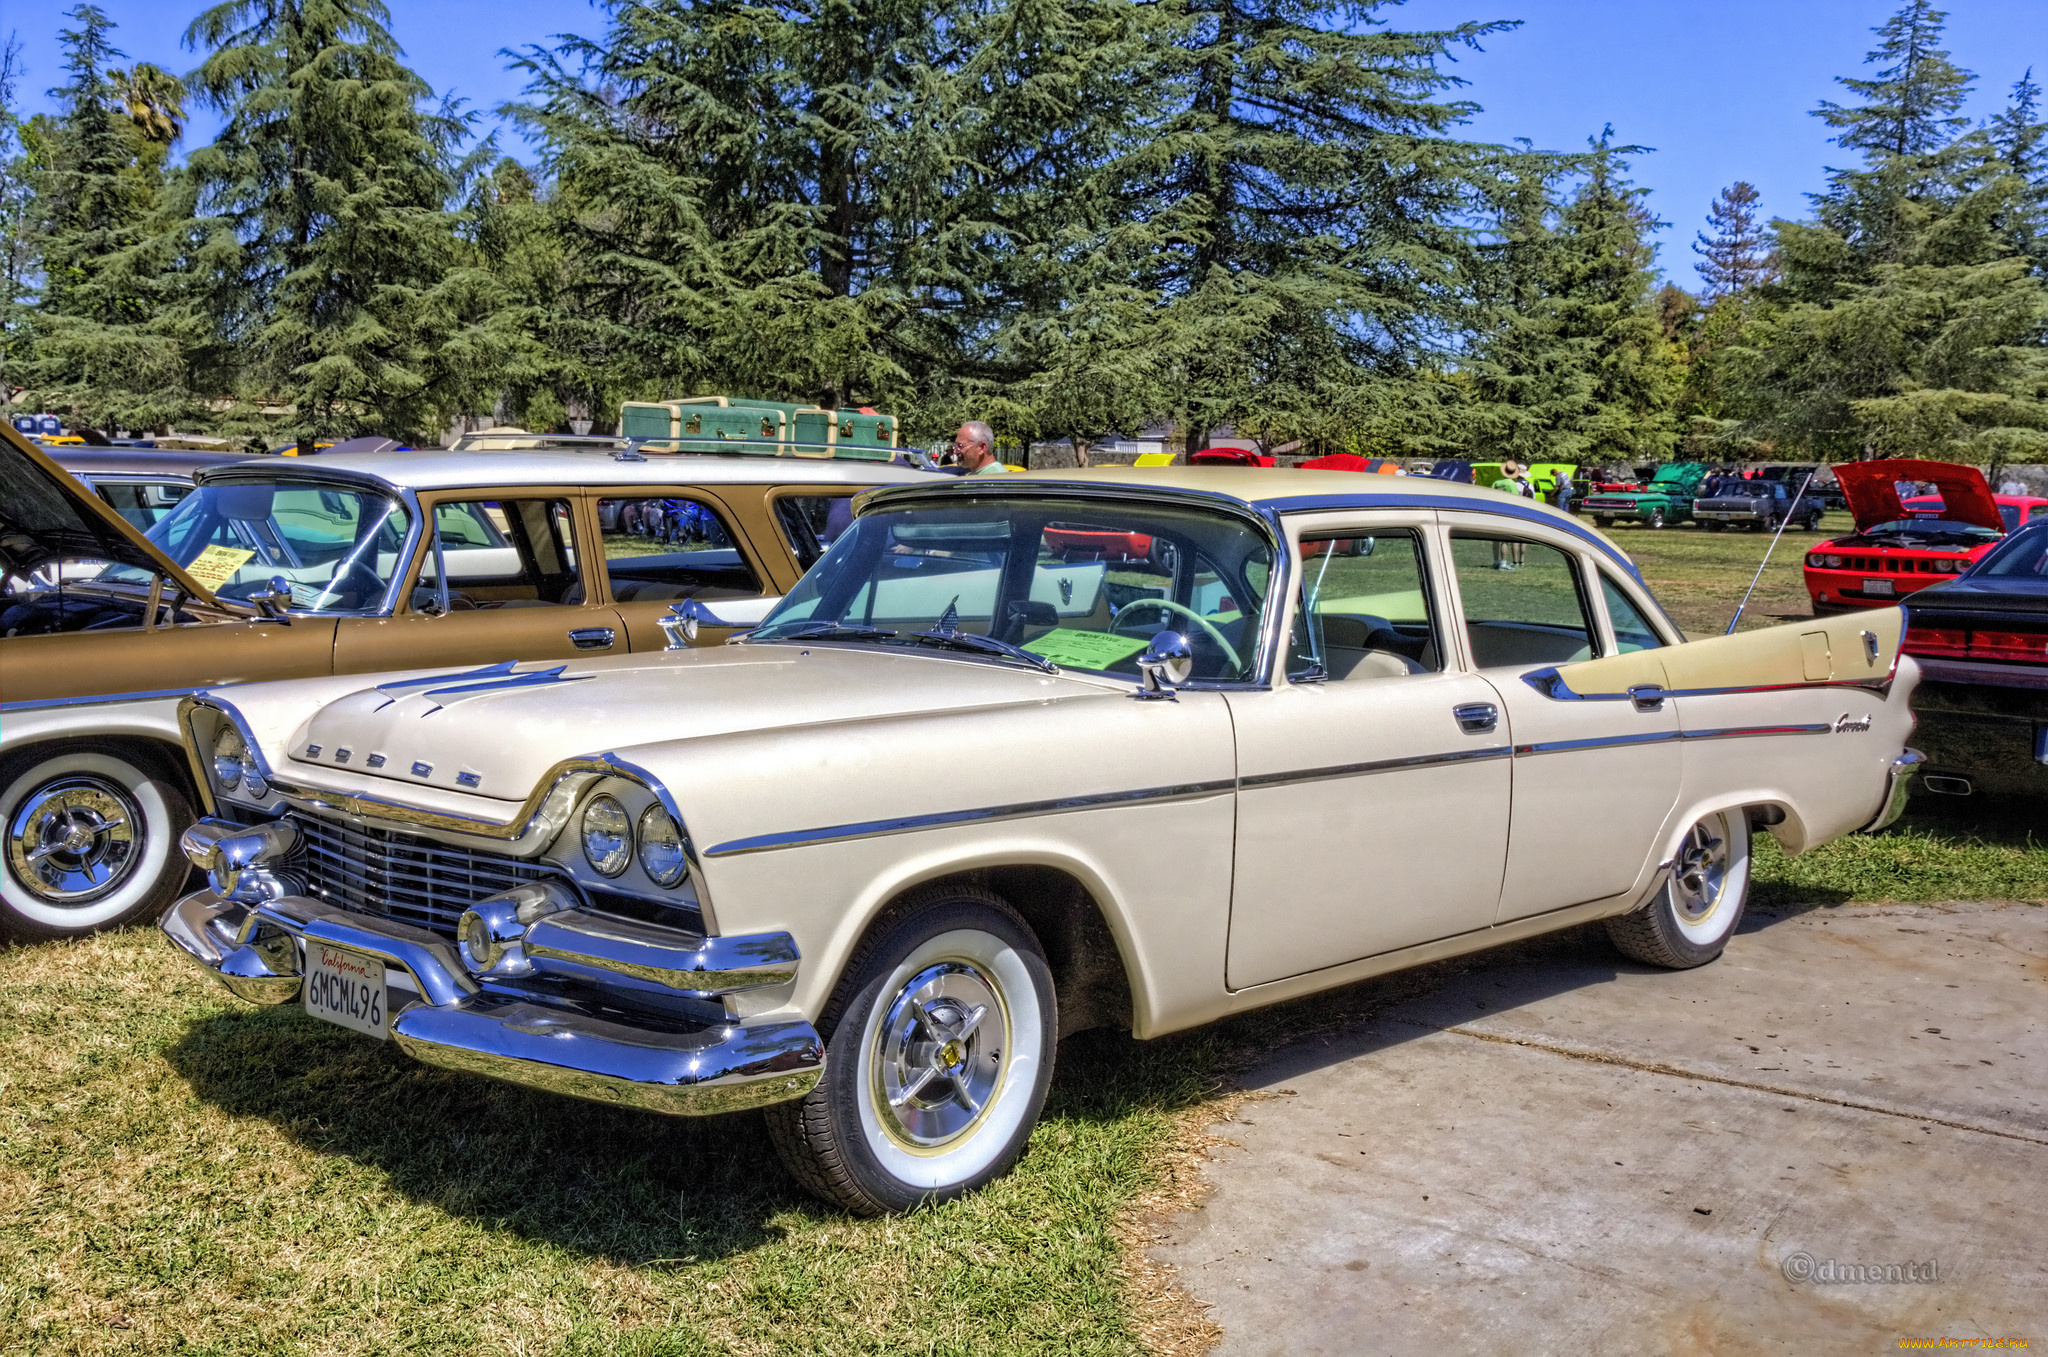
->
[953,421,1009,474]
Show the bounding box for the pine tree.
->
[1692,182,1778,298]
[21,6,193,434]
[1989,69,2047,271]
[1731,4,2048,463]
[1143,3,1523,452]
[0,35,36,395]
[1463,137,1680,464]
[184,0,480,446]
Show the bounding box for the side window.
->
[1287,531,1440,680]
[1600,575,1665,653]
[96,481,192,531]
[596,495,763,603]
[774,493,858,569]
[1449,534,1595,668]
[418,498,583,607]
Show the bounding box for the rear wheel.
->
[1705,520,1725,532]
[767,887,1057,1214]
[0,744,194,940]
[1594,516,1614,530]
[1606,809,1751,969]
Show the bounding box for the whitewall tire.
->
[768,887,1057,1214]
[0,745,194,939]
[1606,809,1751,969]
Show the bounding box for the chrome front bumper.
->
[161,890,824,1117]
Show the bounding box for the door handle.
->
[1453,702,1498,734]
[569,627,616,650]
[1628,684,1667,712]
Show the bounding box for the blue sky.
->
[7,0,2043,287]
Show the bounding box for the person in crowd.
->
[2000,475,2029,496]
[1488,461,1527,569]
[1553,470,1577,514]
[952,421,1009,475]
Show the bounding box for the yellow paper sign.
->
[1022,628,1150,671]
[182,544,256,592]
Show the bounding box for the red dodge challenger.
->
[1804,458,2048,613]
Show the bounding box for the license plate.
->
[304,943,390,1039]
[1863,579,1895,597]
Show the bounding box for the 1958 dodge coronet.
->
[162,469,1922,1212]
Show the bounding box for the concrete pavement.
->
[1151,901,2046,1354]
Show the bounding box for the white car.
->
[162,468,1921,1213]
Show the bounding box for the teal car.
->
[1580,463,1710,530]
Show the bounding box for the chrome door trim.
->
[1236,745,1511,792]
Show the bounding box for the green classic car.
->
[1580,463,1710,530]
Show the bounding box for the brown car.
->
[0,425,937,940]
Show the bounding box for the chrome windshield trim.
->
[703,778,1239,858]
[834,480,1295,689]
[1263,492,1647,585]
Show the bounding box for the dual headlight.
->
[210,727,268,800]
[1806,553,1846,569]
[580,793,690,887]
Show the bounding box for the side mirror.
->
[249,575,294,623]
[1133,629,1193,700]
[659,597,731,650]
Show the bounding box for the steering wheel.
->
[1112,598,1242,672]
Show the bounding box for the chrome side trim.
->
[1861,748,1925,833]
[1238,745,1511,790]
[1,684,204,715]
[1682,722,1833,741]
[1511,731,1684,757]
[1522,666,1897,702]
[704,778,1239,858]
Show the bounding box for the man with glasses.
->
[952,421,1010,475]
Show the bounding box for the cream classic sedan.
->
[161,469,1921,1213]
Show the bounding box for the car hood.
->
[1835,458,2003,534]
[0,426,219,597]
[283,643,1120,801]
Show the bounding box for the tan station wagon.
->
[0,426,935,939]
[163,468,1922,1213]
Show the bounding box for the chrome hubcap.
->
[1672,821,1729,924]
[872,961,1006,1149]
[7,776,141,904]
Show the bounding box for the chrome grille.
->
[289,814,555,935]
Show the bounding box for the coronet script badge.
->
[1834,712,1873,733]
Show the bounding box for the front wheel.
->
[1644,508,1667,530]
[1606,809,1751,969]
[1,744,194,940]
[767,888,1057,1214]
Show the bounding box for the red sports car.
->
[1804,458,2048,613]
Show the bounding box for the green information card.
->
[1022,628,1150,670]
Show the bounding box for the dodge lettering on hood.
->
[162,469,1923,1213]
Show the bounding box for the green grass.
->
[3,807,2040,1355]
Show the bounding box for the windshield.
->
[99,478,412,612]
[1863,518,1999,544]
[1975,522,2048,577]
[754,496,1277,682]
